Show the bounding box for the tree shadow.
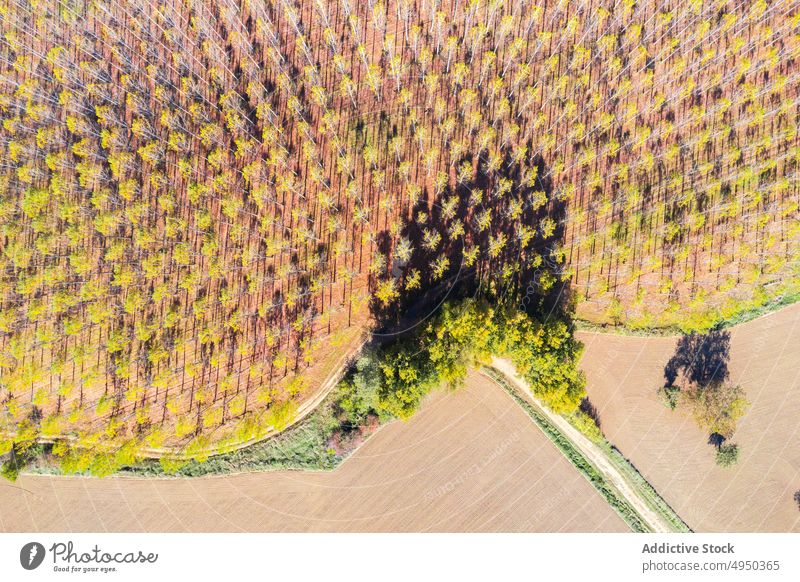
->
[369,151,571,336]
[662,330,749,458]
[708,432,726,449]
[663,330,731,387]
[580,397,602,429]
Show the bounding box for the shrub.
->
[715,443,740,468]
[0,457,20,481]
[569,410,604,444]
[658,384,681,410]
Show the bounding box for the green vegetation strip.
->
[577,290,800,337]
[481,367,650,533]
[716,290,800,329]
[120,415,339,477]
[600,446,692,533]
[28,385,352,478]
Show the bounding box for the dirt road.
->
[579,303,800,532]
[489,357,675,533]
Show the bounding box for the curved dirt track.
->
[0,373,628,533]
[579,303,800,533]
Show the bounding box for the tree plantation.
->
[0,0,798,469]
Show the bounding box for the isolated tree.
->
[684,381,749,441]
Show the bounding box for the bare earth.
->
[579,303,800,533]
[0,373,627,533]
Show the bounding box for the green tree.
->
[377,340,437,420]
[337,351,383,423]
[423,299,496,387]
[715,443,740,468]
[494,311,586,414]
[685,382,749,440]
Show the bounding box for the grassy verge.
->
[575,319,681,337]
[481,367,651,533]
[716,290,800,328]
[121,411,340,477]
[25,382,381,478]
[576,290,800,337]
[598,445,691,532]
[564,410,691,532]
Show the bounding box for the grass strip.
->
[28,389,349,478]
[482,367,651,533]
[576,291,800,337]
[601,445,692,533]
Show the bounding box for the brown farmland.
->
[0,372,627,532]
[579,302,800,532]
